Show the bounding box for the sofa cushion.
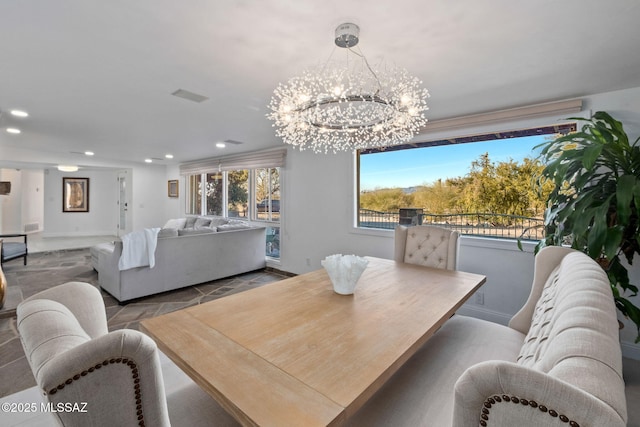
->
[178,228,215,236]
[158,228,179,238]
[217,221,251,232]
[2,241,27,258]
[163,218,187,230]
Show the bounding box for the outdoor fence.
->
[358,209,545,241]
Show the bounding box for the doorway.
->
[117,170,131,237]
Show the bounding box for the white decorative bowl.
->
[321,254,369,295]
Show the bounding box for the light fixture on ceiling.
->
[58,165,79,172]
[85,151,94,156]
[10,110,29,118]
[144,158,152,163]
[6,128,21,134]
[165,154,174,159]
[267,22,430,154]
[216,142,226,148]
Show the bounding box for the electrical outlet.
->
[475,292,484,305]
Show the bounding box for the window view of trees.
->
[360,153,552,216]
[255,168,280,222]
[358,125,574,238]
[206,172,223,216]
[228,170,249,217]
[185,168,281,258]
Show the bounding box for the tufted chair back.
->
[394,225,459,270]
[17,281,239,427]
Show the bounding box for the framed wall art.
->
[168,180,179,198]
[62,177,90,212]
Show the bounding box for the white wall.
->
[0,169,23,233]
[129,165,169,230]
[43,169,119,237]
[42,165,170,236]
[21,170,44,232]
[0,168,43,233]
[281,85,640,359]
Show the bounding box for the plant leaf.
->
[582,144,603,170]
[616,174,636,224]
[604,227,623,260]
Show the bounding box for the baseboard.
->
[40,232,116,238]
[621,340,640,361]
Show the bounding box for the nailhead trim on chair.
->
[480,394,579,427]
[47,357,146,427]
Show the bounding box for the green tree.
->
[228,170,249,216]
[412,180,459,214]
[359,152,550,220]
[360,188,414,212]
[449,153,550,219]
[256,168,280,203]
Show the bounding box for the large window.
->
[186,167,281,258]
[357,124,576,240]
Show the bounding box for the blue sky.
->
[360,134,549,190]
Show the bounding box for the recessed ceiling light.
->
[6,128,21,134]
[165,154,174,159]
[85,151,94,156]
[145,158,152,163]
[57,165,79,172]
[216,142,226,148]
[10,110,29,118]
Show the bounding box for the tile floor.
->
[0,243,289,399]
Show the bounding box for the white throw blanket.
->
[118,228,161,271]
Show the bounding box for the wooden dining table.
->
[140,256,486,427]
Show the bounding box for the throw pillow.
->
[163,218,187,229]
[208,217,230,228]
[194,218,212,229]
[184,216,198,228]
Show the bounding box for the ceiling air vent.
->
[171,89,209,103]
[223,139,244,145]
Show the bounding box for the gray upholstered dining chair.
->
[16,281,238,427]
[394,225,459,270]
[0,234,28,265]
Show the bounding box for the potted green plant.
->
[535,111,640,343]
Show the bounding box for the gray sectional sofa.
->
[91,217,266,302]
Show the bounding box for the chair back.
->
[0,233,28,265]
[17,282,171,427]
[394,225,459,270]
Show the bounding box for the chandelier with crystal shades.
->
[267,23,430,154]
